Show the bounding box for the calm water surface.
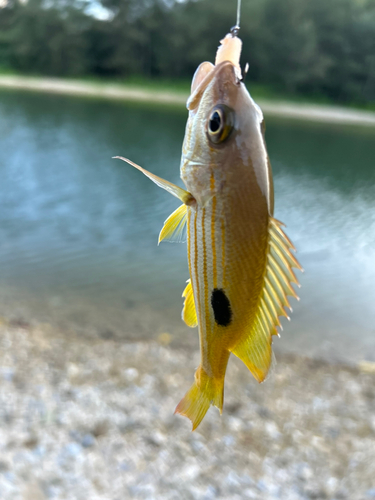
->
[0,90,374,362]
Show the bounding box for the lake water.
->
[0,90,374,363]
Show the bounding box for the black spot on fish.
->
[211,288,232,327]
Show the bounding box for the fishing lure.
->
[115,24,301,430]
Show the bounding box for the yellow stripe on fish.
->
[160,208,301,383]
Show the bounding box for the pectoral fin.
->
[231,217,302,382]
[158,204,188,244]
[113,156,195,205]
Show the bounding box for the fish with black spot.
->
[115,30,302,430]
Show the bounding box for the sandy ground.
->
[1,75,375,126]
[0,318,375,500]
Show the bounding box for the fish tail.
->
[174,365,224,430]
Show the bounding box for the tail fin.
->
[174,366,224,430]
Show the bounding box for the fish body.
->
[116,33,301,430]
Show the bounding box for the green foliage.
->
[0,0,92,75]
[0,0,374,104]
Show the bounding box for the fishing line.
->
[231,0,241,36]
[236,0,241,29]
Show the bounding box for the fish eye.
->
[209,111,221,133]
[207,105,234,144]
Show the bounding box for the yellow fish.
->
[115,30,302,430]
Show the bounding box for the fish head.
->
[181,57,272,211]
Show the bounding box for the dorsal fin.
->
[158,204,188,244]
[231,217,302,382]
[182,279,198,328]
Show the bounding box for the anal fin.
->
[231,317,273,382]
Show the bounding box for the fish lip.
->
[187,61,240,112]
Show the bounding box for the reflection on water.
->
[266,120,375,361]
[0,90,374,361]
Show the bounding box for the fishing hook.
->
[240,62,250,83]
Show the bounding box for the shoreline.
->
[1,75,375,126]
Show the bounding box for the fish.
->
[115,29,302,430]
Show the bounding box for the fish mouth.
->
[187,61,240,112]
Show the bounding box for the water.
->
[0,90,374,362]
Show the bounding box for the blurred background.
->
[0,0,375,499]
[1,0,375,104]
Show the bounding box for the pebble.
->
[63,442,82,457]
[0,323,374,500]
[264,421,281,439]
[81,434,95,448]
[222,435,235,446]
[123,368,139,382]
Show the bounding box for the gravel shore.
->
[0,318,374,500]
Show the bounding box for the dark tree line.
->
[1,0,375,104]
